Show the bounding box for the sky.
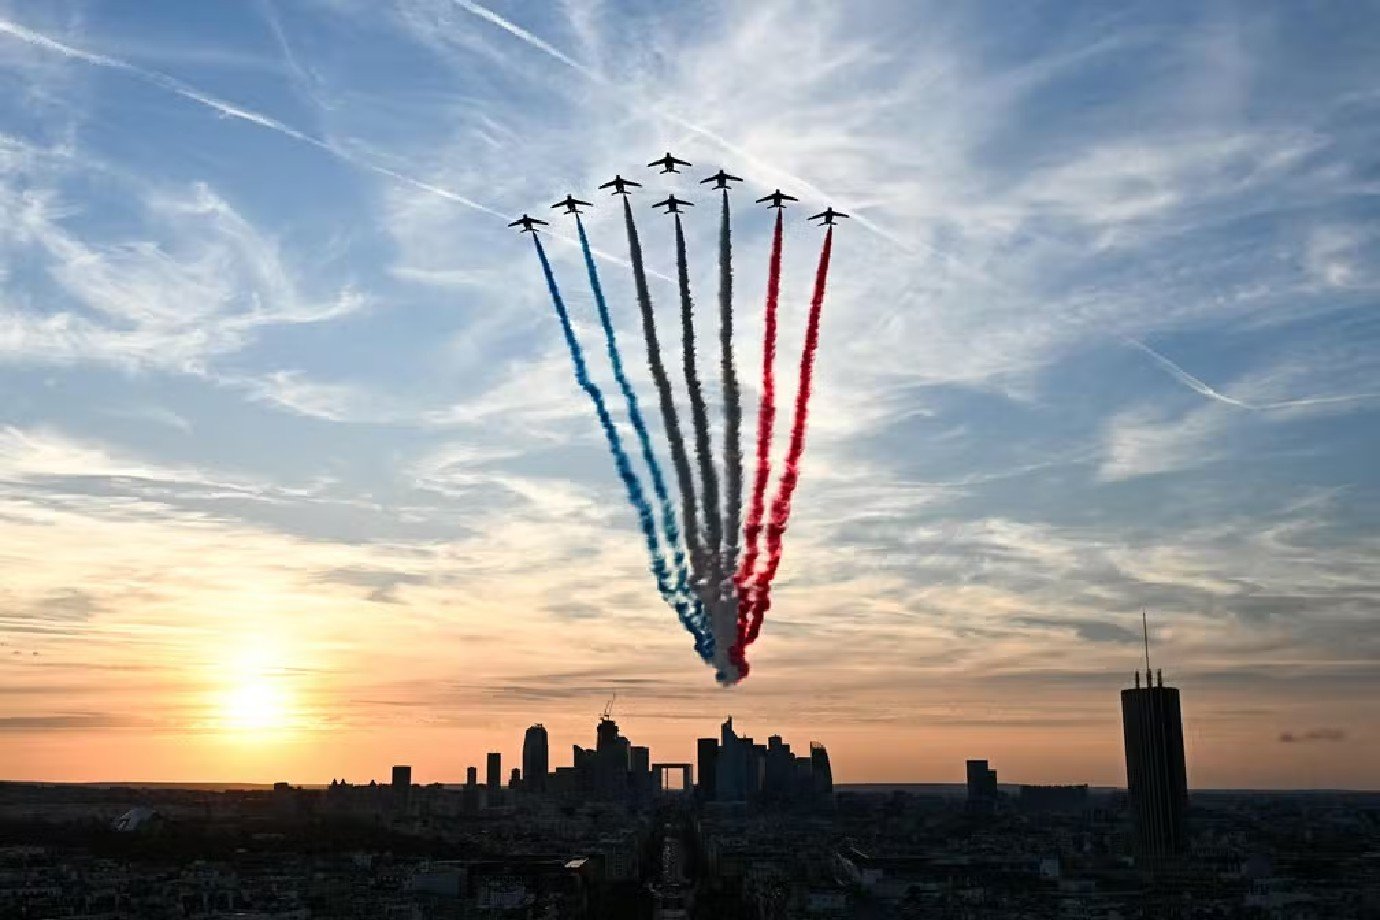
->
[1,0,1377,789]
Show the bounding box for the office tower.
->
[523,724,549,794]
[462,766,478,815]
[794,755,813,797]
[696,738,718,800]
[594,716,630,800]
[966,759,998,810]
[810,742,833,795]
[716,716,746,802]
[572,745,593,793]
[508,767,521,790]
[631,745,651,793]
[486,752,502,792]
[391,764,411,808]
[1122,667,1189,859]
[747,741,767,797]
[765,735,793,797]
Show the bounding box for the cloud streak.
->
[1126,338,1380,412]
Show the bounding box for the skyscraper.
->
[1121,668,1189,859]
[716,716,746,802]
[966,759,998,810]
[486,752,502,792]
[391,764,411,808]
[809,742,833,795]
[594,716,630,800]
[523,724,549,794]
[696,738,718,800]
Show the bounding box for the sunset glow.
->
[1,1,1376,791]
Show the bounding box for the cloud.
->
[1279,728,1347,744]
[31,589,101,621]
[1125,338,1380,412]
[0,712,122,731]
[316,566,428,604]
[1,140,365,373]
[0,0,1377,785]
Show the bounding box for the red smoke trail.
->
[739,226,835,671]
[729,210,784,678]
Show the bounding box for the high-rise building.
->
[764,735,793,797]
[696,738,718,800]
[809,742,833,795]
[966,759,998,810]
[486,752,502,792]
[523,724,549,794]
[391,764,412,809]
[715,716,747,802]
[747,741,767,797]
[462,766,478,814]
[594,717,630,800]
[1121,668,1188,859]
[508,767,521,790]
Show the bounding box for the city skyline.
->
[2,0,1377,790]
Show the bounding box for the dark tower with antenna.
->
[1120,611,1189,861]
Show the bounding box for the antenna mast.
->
[1142,609,1152,679]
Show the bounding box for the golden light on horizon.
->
[223,678,291,733]
[213,641,299,737]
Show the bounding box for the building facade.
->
[1120,669,1189,859]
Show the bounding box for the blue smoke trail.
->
[531,234,708,659]
[574,217,713,660]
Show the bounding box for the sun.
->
[223,678,290,733]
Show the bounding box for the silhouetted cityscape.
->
[1,667,1377,918]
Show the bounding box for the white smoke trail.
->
[1125,338,1380,411]
[0,14,660,275]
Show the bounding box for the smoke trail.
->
[671,213,729,673]
[619,198,712,647]
[743,227,835,656]
[530,234,681,647]
[718,189,744,611]
[729,210,784,677]
[574,217,711,661]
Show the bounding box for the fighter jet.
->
[648,152,692,174]
[700,169,743,190]
[756,189,798,209]
[653,194,695,214]
[551,195,593,215]
[508,214,549,234]
[809,207,850,226]
[598,175,642,196]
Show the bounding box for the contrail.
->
[1126,338,1380,411]
[717,189,744,613]
[0,17,503,219]
[448,0,910,248]
[574,216,712,661]
[531,233,690,650]
[0,15,655,273]
[739,226,835,677]
[619,198,710,640]
[671,212,728,673]
[730,210,784,676]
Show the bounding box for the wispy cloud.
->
[1,0,1377,786]
[1126,338,1380,412]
